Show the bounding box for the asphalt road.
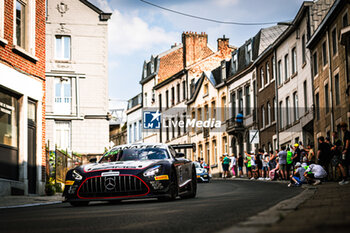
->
[0,180,302,233]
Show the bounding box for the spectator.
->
[238,153,244,178]
[229,154,237,178]
[262,152,269,180]
[286,147,293,177]
[340,122,350,177]
[250,151,257,180]
[278,146,288,180]
[292,143,301,164]
[332,129,349,185]
[288,162,306,187]
[301,156,308,167]
[222,153,230,178]
[269,150,276,170]
[304,164,327,185]
[307,143,315,164]
[317,136,331,168]
[256,149,264,179]
[269,158,280,181]
[244,151,252,179]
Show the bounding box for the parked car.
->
[63,143,197,206]
[194,162,210,182]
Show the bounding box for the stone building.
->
[307,0,350,145]
[0,0,46,195]
[45,0,111,156]
[126,93,143,144]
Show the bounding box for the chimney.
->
[182,31,209,67]
[217,35,230,52]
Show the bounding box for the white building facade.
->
[45,0,111,156]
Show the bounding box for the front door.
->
[27,101,36,194]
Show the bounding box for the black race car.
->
[63,143,197,206]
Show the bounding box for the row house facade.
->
[227,25,287,156]
[308,0,350,146]
[126,93,143,144]
[45,0,111,156]
[0,0,46,195]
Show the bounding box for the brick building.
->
[307,0,350,145]
[0,0,46,195]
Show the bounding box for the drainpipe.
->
[327,29,335,133]
[274,49,280,150]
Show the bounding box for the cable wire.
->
[140,0,290,26]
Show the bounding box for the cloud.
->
[215,0,239,7]
[108,9,178,56]
[95,0,112,12]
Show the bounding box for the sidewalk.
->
[0,193,63,209]
[259,182,350,233]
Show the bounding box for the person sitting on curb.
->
[269,158,280,181]
[288,162,306,187]
[304,163,327,186]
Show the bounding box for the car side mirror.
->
[89,158,97,163]
[176,152,185,158]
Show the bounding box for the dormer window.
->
[232,52,238,73]
[246,42,252,64]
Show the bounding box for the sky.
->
[89,0,306,103]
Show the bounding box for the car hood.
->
[196,168,207,174]
[82,160,164,172]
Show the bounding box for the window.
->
[191,111,195,133]
[171,87,175,106]
[322,41,327,66]
[272,56,276,80]
[171,117,175,139]
[212,101,216,120]
[55,121,71,151]
[0,91,19,148]
[325,84,329,113]
[245,85,251,115]
[302,34,306,64]
[221,96,226,121]
[279,101,283,129]
[165,90,169,109]
[278,60,282,85]
[166,120,169,141]
[213,140,217,164]
[204,83,209,95]
[335,74,340,105]
[182,80,186,100]
[231,93,236,119]
[293,92,299,121]
[158,94,162,111]
[199,144,203,159]
[204,105,209,120]
[332,27,337,55]
[343,13,348,27]
[232,52,238,73]
[246,42,252,64]
[15,0,26,48]
[266,63,270,83]
[55,35,71,60]
[177,83,180,103]
[286,97,290,125]
[284,54,289,80]
[205,142,209,164]
[260,67,264,88]
[238,89,243,113]
[261,106,265,128]
[190,79,195,96]
[54,78,71,115]
[303,81,307,112]
[134,122,137,142]
[183,113,187,134]
[128,125,132,143]
[138,120,142,140]
[197,108,202,121]
[313,52,318,77]
[273,97,276,122]
[267,102,271,125]
[223,136,228,154]
[315,93,320,120]
[177,116,181,136]
[292,47,297,74]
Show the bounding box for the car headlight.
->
[72,170,83,181]
[143,165,162,177]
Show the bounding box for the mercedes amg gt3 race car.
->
[63,143,197,206]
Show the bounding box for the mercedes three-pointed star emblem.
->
[105,177,116,191]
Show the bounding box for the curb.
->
[212,177,290,184]
[218,187,317,233]
[0,201,62,209]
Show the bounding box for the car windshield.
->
[99,147,170,163]
[194,162,201,168]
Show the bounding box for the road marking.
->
[0,201,62,209]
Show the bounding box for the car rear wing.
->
[169,143,196,152]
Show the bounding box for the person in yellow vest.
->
[286,147,293,177]
[244,151,252,179]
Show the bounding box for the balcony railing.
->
[226,117,245,132]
